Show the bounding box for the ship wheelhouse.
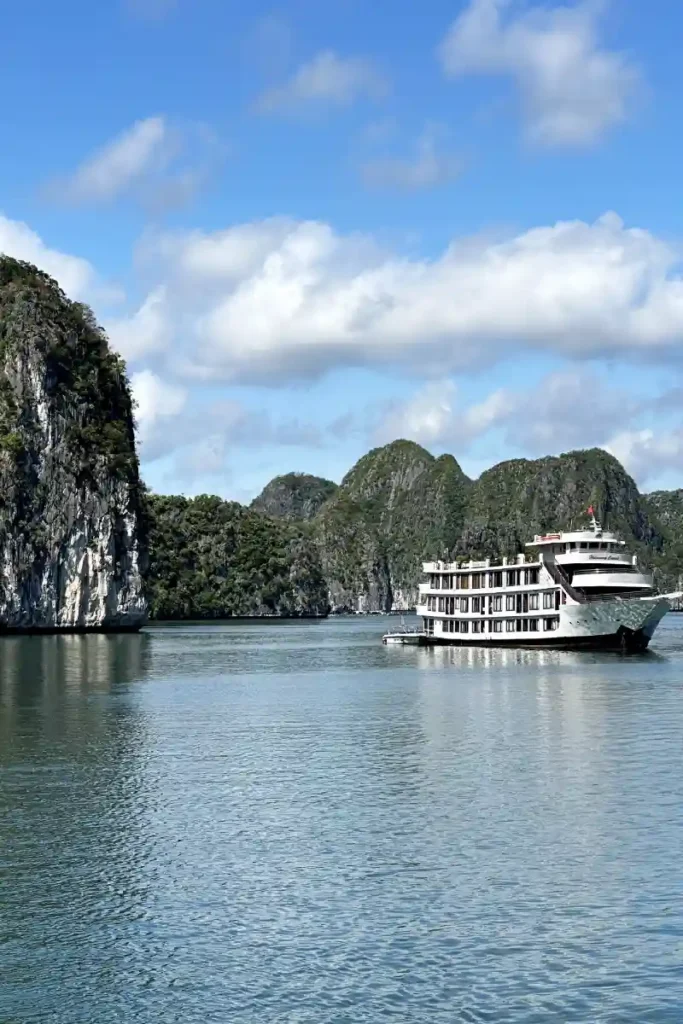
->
[526,516,653,598]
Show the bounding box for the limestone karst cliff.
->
[313,441,471,612]
[0,257,147,631]
[258,442,679,614]
[251,472,338,521]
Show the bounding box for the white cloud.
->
[54,117,172,204]
[126,211,683,385]
[362,123,464,191]
[0,213,111,303]
[605,429,683,484]
[257,50,389,113]
[376,381,458,446]
[438,0,639,145]
[131,369,187,457]
[374,369,648,464]
[106,287,170,362]
[48,117,223,209]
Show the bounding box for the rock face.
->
[645,489,683,530]
[314,440,471,612]
[251,472,338,521]
[0,257,147,631]
[146,494,329,619]
[304,442,673,613]
[458,449,664,561]
[644,489,683,591]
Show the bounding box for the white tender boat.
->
[416,511,680,653]
[382,616,423,645]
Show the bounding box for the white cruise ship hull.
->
[420,595,672,653]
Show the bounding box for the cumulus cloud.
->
[605,429,683,485]
[257,51,389,113]
[362,123,464,191]
[131,369,188,457]
[438,0,640,145]
[0,213,116,304]
[106,287,170,361]
[123,212,683,384]
[130,367,323,469]
[48,117,222,208]
[374,369,648,461]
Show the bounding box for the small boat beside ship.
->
[411,511,680,653]
[382,615,422,645]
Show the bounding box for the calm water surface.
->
[2,616,683,1023]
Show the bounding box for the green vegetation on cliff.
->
[0,256,146,629]
[314,440,471,611]
[301,442,674,611]
[0,257,138,483]
[251,472,338,521]
[459,448,663,562]
[146,494,329,619]
[644,490,683,589]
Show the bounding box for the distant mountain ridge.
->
[251,472,338,521]
[251,441,682,613]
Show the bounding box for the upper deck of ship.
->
[526,528,625,550]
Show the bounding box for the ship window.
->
[544,617,559,631]
[529,593,539,611]
[493,596,502,612]
[506,595,515,612]
[529,619,538,631]
[471,573,481,589]
[460,597,469,613]
[506,619,515,632]
[472,597,481,613]
[472,620,482,633]
[438,597,444,612]
[543,591,554,609]
[461,621,469,634]
[493,620,503,633]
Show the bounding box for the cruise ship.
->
[416,511,678,652]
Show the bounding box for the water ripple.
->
[1,616,683,1022]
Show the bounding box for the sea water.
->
[2,616,683,1022]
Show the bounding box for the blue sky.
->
[2,0,683,499]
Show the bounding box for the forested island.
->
[0,254,681,628]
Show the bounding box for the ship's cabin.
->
[526,521,653,597]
